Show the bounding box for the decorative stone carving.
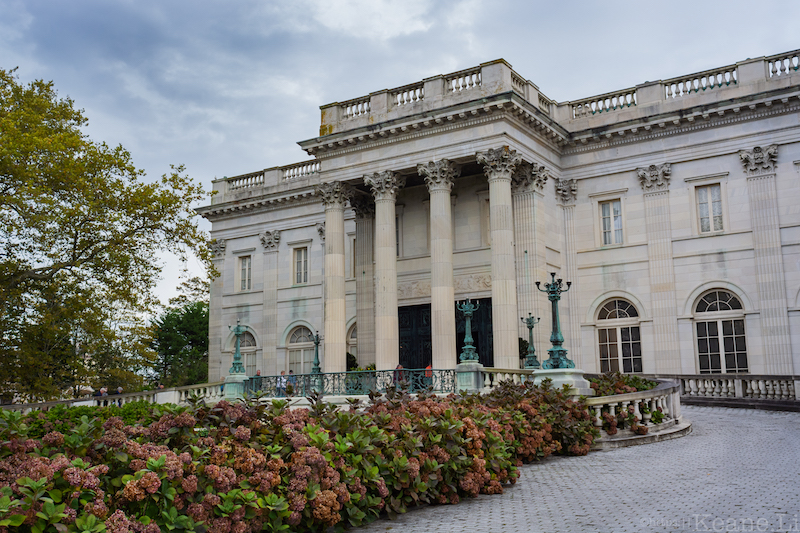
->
[476,146,522,182]
[555,178,578,204]
[259,230,280,250]
[315,181,353,208]
[638,163,672,191]
[364,170,406,200]
[350,194,375,219]
[397,279,432,299]
[210,238,226,258]
[739,145,778,174]
[417,159,460,192]
[315,222,325,242]
[511,161,550,193]
[454,273,492,293]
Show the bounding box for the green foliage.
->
[346,352,358,371]
[589,371,656,397]
[151,301,209,387]
[0,382,598,532]
[0,68,212,402]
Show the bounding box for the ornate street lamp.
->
[228,319,246,374]
[521,313,541,369]
[535,273,576,370]
[311,331,322,374]
[457,299,480,363]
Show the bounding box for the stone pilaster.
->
[351,195,376,368]
[260,231,280,376]
[742,146,793,374]
[638,164,681,374]
[419,159,460,369]
[315,182,353,372]
[555,179,582,367]
[477,147,521,369]
[208,239,226,382]
[364,171,406,370]
[512,162,549,352]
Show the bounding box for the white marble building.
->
[198,50,800,382]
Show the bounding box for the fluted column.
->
[364,171,406,370]
[419,159,460,369]
[512,162,549,350]
[208,239,226,382]
[477,147,521,369]
[260,231,281,376]
[351,195,376,368]
[555,178,582,367]
[315,182,352,373]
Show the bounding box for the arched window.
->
[237,331,257,376]
[694,290,748,374]
[288,326,315,375]
[347,324,358,362]
[597,299,641,373]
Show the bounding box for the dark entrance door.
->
[455,297,494,368]
[398,303,432,369]
[398,298,494,369]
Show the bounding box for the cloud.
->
[301,0,434,40]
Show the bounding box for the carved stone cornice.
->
[316,222,326,242]
[418,159,460,193]
[739,145,778,175]
[210,239,226,258]
[364,170,406,201]
[555,178,578,205]
[638,163,672,192]
[476,146,522,182]
[511,161,550,193]
[259,230,280,251]
[315,181,353,209]
[350,195,375,219]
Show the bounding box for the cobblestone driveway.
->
[350,406,800,533]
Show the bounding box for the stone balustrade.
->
[226,170,265,191]
[391,81,424,107]
[767,50,800,77]
[663,63,738,99]
[209,160,321,205]
[679,375,798,401]
[584,379,683,437]
[570,87,638,118]
[480,368,536,390]
[282,160,320,181]
[444,66,481,93]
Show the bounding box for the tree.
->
[152,301,209,387]
[0,68,211,401]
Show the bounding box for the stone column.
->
[512,162,549,351]
[315,182,352,373]
[555,178,582,367]
[260,231,280,376]
[419,159,460,369]
[741,145,793,374]
[364,171,406,371]
[208,239,226,382]
[639,164,682,374]
[351,195,376,368]
[477,147,521,369]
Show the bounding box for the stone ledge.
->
[682,396,800,412]
[592,419,693,451]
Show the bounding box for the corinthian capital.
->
[418,159,460,193]
[350,195,375,219]
[364,170,406,201]
[555,178,578,205]
[259,230,280,250]
[315,181,353,209]
[637,163,671,191]
[476,146,522,182]
[739,145,778,175]
[512,161,550,193]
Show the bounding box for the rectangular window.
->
[697,184,723,233]
[289,348,313,375]
[294,247,308,285]
[598,326,642,373]
[239,256,252,291]
[697,319,748,373]
[245,352,256,376]
[600,200,623,245]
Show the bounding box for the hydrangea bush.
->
[0,381,597,532]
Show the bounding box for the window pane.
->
[710,354,721,371]
[725,353,735,371]
[737,353,748,371]
[707,321,718,336]
[709,338,719,353]
[733,319,745,334]
[631,326,640,341]
[599,329,607,342]
[722,320,733,336]
[697,322,707,336]
[735,337,746,352]
[621,327,630,342]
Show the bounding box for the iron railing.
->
[245,368,457,398]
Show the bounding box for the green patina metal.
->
[228,319,246,374]
[521,313,541,369]
[311,331,322,374]
[535,272,576,369]
[457,299,480,363]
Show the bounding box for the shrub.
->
[588,372,656,397]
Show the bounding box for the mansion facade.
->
[198,50,800,382]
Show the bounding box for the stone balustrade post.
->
[315,182,353,372]
[477,146,521,369]
[419,159,460,369]
[364,171,406,370]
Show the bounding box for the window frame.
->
[288,326,315,375]
[589,189,627,249]
[595,298,643,374]
[239,255,252,291]
[685,173,729,237]
[692,290,749,374]
[293,246,308,285]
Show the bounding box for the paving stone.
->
[349,407,800,533]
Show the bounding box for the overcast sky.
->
[2,0,799,305]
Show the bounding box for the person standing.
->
[277,371,287,397]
